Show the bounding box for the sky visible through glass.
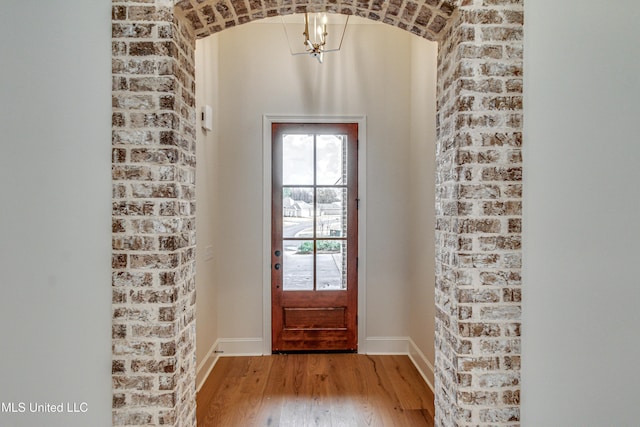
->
[282,134,344,185]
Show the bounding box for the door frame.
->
[262,114,367,355]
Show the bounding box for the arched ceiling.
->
[175,0,458,41]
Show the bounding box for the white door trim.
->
[262,114,367,354]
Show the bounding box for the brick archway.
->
[112,0,523,425]
[175,0,456,41]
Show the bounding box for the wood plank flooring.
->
[196,354,435,427]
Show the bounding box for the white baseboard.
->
[196,339,221,392]
[407,337,435,393]
[216,338,265,356]
[364,336,410,354]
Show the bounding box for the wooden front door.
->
[271,123,358,352]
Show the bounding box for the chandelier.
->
[281,12,350,63]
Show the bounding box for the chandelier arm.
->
[335,15,349,51]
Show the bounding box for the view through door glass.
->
[272,123,358,352]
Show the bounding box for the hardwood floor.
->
[196,354,435,427]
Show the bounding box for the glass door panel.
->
[316,241,346,290]
[316,187,346,238]
[282,187,314,238]
[283,134,314,185]
[316,134,346,185]
[281,132,349,292]
[283,239,314,291]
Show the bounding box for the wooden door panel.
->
[272,122,358,352]
[278,330,354,352]
[283,307,347,329]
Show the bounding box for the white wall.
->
[522,1,640,425]
[194,35,221,387]
[0,2,112,426]
[408,35,438,386]
[195,17,438,360]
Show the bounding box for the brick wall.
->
[112,1,197,425]
[435,0,523,425]
[112,0,522,426]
